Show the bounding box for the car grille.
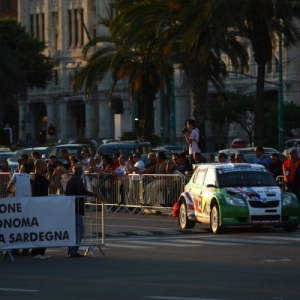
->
[251,215,280,224]
[248,200,279,208]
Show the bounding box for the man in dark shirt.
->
[65,164,103,258]
[30,159,63,259]
[268,153,283,180]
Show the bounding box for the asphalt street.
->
[1,211,300,300]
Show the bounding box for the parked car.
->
[57,138,98,149]
[154,145,185,153]
[47,144,94,161]
[231,138,250,148]
[96,140,152,158]
[0,152,15,164]
[0,147,12,152]
[284,138,300,149]
[7,147,51,171]
[218,147,280,156]
[176,163,300,233]
[12,140,41,149]
[243,153,287,163]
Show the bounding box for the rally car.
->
[176,163,300,234]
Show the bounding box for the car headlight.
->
[282,195,292,206]
[226,197,246,206]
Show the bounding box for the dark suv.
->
[96,140,152,158]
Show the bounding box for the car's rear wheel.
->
[210,205,225,234]
[283,225,298,232]
[179,202,195,229]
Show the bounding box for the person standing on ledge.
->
[182,119,200,165]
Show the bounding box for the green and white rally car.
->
[176,163,300,234]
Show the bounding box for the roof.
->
[197,163,267,171]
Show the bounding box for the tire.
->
[283,225,298,232]
[179,202,195,229]
[210,205,225,234]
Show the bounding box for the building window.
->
[41,13,45,41]
[29,13,45,41]
[35,14,40,40]
[68,10,72,47]
[30,14,34,36]
[74,9,78,46]
[80,8,84,46]
[68,8,85,48]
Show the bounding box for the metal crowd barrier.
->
[1,195,105,261]
[81,173,188,214]
[0,171,189,215]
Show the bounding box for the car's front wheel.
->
[179,202,195,229]
[210,205,225,234]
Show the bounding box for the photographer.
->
[182,119,200,165]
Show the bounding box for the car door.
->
[199,168,217,222]
[188,167,206,221]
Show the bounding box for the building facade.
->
[14,0,300,150]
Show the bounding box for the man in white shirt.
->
[7,163,33,197]
[183,119,200,165]
[127,153,145,205]
[6,163,33,256]
[112,155,129,205]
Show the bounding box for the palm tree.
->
[72,13,173,142]
[214,0,300,145]
[112,0,249,146]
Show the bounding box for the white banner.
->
[0,196,76,250]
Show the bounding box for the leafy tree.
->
[0,18,52,101]
[0,42,25,103]
[215,0,300,145]
[112,1,249,148]
[207,92,255,146]
[264,100,300,147]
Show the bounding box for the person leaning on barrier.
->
[230,153,236,163]
[142,151,169,206]
[218,152,228,163]
[206,154,215,163]
[29,159,65,259]
[166,153,187,175]
[193,152,207,164]
[282,149,300,198]
[65,164,103,258]
[111,155,129,205]
[235,153,244,163]
[268,153,283,180]
[145,152,157,168]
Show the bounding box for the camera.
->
[181,127,188,133]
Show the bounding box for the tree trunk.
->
[189,60,209,151]
[143,96,154,142]
[254,63,265,146]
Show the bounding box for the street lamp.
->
[278,33,284,152]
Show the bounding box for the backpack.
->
[193,128,205,150]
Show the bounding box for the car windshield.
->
[217,171,277,188]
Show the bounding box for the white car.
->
[7,147,51,171]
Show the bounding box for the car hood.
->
[222,186,281,200]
